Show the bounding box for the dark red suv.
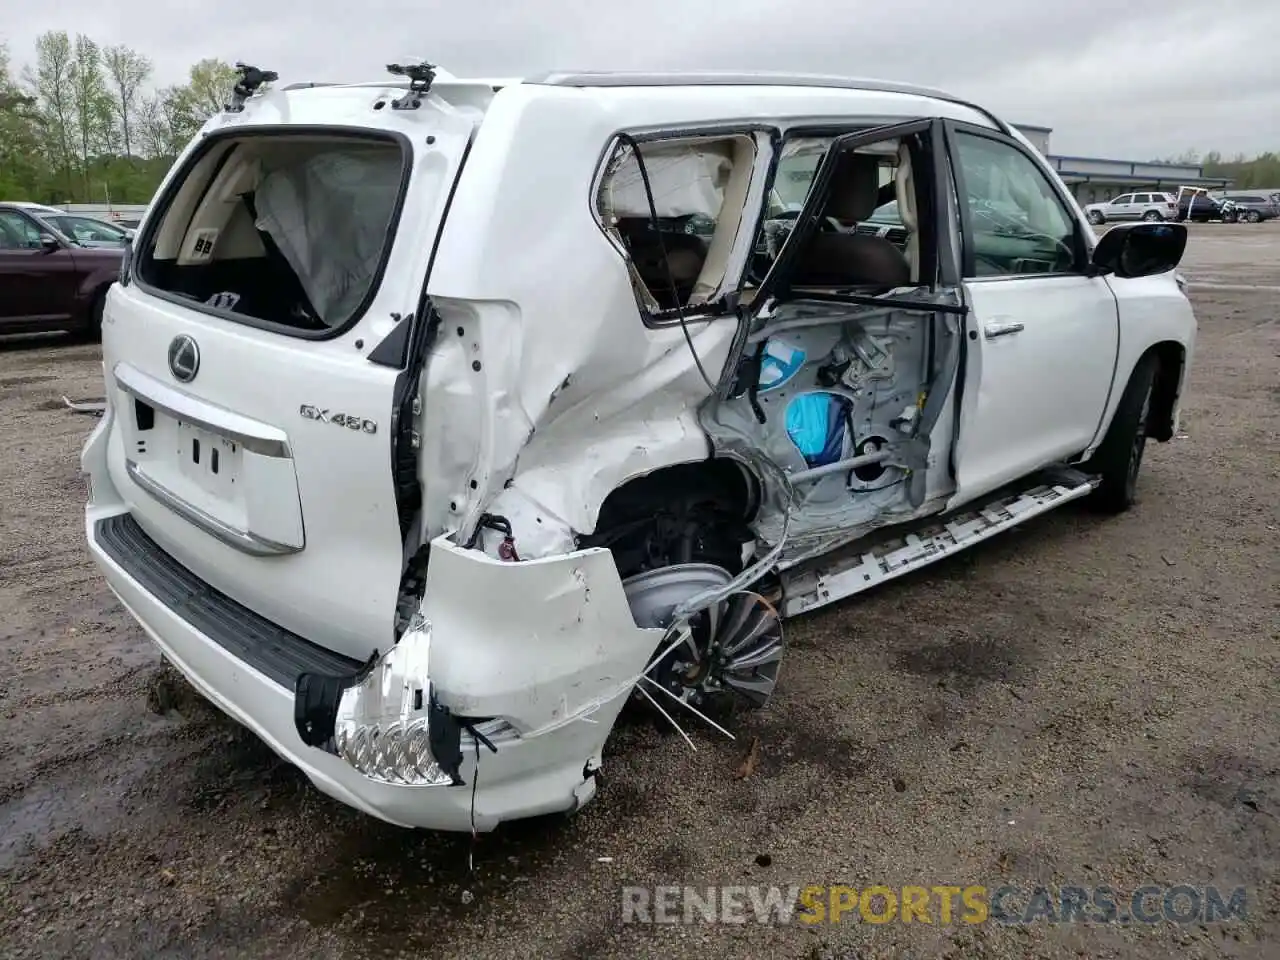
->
[0,203,123,339]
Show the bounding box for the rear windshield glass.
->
[135,132,407,337]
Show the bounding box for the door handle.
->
[983,320,1025,340]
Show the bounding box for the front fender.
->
[1092,273,1196,452]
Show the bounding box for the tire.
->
[1246,210,1261,223]
[1087,211,1105,225]
[1142,210,1163,222]
[1085,354,1158,514]
[72,289,107,343]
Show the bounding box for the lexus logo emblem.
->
[168,335,200,383]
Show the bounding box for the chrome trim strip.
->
[112,362,292,459]
[125,459,303,556]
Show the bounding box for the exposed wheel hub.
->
[622,564,786,710]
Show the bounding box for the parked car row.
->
[1085,191,1279,225]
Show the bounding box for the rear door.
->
[101,101,476,661]
[707,118,966,540]
[945,121,1120,504]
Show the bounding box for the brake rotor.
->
[622,565,786,710]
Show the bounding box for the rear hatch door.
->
[101,88,475,661]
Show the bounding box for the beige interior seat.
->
[895,143,919,282]
[688,137,756,305]
[791,152,912,288]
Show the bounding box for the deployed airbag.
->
[601,142,733,219]
[253,147,402,326]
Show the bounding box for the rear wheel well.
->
[579,459,760,578]
[1146,341,1185,442]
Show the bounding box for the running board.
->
[780,470,1100,618]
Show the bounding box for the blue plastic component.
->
[757,338,806,393]
[785,392,851,468]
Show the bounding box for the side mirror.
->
[1090,221,1187,279]
[38,232,61,253]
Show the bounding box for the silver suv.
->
[1085,192,1177,225]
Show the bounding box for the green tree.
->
[0,43,46,199]
[103,45,152,159]
[24,30,76,200]
[138,84,200,159]
[180,58,237,114]
[69,34,114,197]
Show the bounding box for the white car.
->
[81,66,1196,832]
[1084,191,1178,225]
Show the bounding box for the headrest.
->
[824,152,882,224]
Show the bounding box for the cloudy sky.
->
[5,0,1278,159]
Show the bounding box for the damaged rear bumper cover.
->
[83,425,663,831]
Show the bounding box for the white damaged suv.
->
[81,65,1196,831]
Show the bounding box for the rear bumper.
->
[81,405,659,831]
[87,509,624,830]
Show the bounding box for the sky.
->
[4,0,1278,160]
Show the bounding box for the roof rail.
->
[282,81,342,91]
[524,70,1009,134]
[527,70,954,98]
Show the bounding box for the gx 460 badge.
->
[300,404,378,435]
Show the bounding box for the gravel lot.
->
[1,223,1277,960]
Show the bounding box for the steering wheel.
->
[1022,229,1075,268]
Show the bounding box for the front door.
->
[1109,194,1135,220]
[0,209,79,326]
[946,122,1120,504]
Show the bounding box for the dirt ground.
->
[0,223,1277,960]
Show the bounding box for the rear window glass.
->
[135,132,408,337]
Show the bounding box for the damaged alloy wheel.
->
[622,564,786,712]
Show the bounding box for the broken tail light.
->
[295,616,457,786]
